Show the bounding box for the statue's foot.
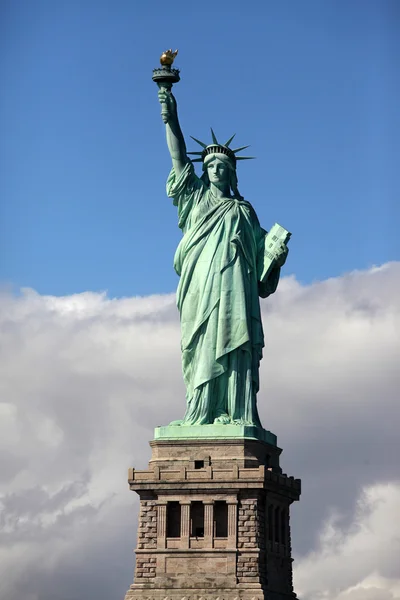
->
[213,414,231,425]
[169,420,183,426]
[232,419,257,426]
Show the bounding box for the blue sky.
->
[1,0,399,297]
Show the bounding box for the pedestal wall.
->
[124,436,301,600]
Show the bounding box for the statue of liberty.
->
[155,53,289,428]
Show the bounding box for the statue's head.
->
[201,153,240,198]
[188,129,254,199]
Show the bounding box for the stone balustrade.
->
[128,464,301,494]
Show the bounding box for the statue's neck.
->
[209,182,230,199]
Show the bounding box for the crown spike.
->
[191,158,203,162]
[190,136,207,149]
[225,134,236,147]
[232,145,251,154]
[187,151,204,156]
[236,156,256,160]
[210,128,219,145]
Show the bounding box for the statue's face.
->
[206,158,229,185]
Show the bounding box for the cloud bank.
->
[0,263,399,600]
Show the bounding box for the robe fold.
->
[167,161,280,426]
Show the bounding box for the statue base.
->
[123,435,301,600]
[154,424,277,446]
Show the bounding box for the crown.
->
[188,129,255,164]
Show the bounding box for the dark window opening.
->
[194,460,204,469]
[280,509,287,545]
[214,501,228,537]
[190,501,204,537]
[266,454,271,467]
[268,504,273,541]
[274,506,280,543]
[166,501,181,538]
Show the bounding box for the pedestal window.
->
[214,501,228,538]
[267,503,273,542]
[274,506,280,543]
[280,508,287,546]
[166,501,181,538]
[190,501,204,537]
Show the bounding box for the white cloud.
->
[0,263,399,599]
[295,482,400,600]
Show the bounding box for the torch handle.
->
[157,82,173,124]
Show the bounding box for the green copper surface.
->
[155,60,290,432]
[154,425,277,446]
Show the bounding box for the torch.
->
[152,49,180,123]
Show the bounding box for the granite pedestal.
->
[124,429,301,600]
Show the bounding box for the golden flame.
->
[160,49,178,66]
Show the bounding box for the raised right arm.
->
[158,90,188,177]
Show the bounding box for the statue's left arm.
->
[258,267,281,299]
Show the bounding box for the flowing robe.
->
[167,162,281,426]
